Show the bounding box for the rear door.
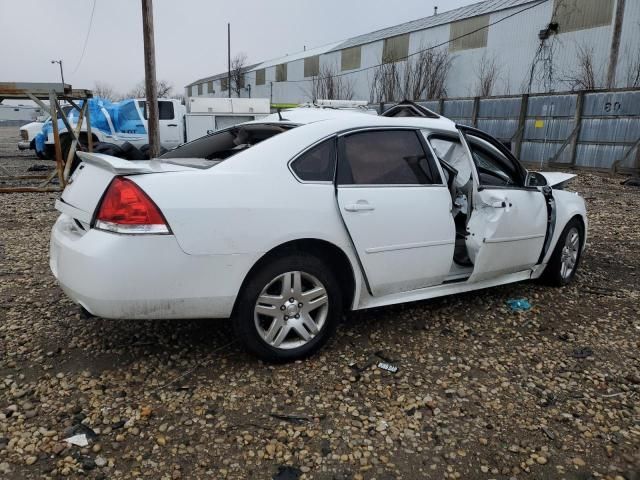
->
[336,129,455,296]
[459,127,548,282]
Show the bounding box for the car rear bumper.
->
[50,214,255,319]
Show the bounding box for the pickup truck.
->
[35,98,186,161]
[19,107,73,158]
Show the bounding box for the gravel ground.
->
[0,125,639,480]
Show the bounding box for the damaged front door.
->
[459,127,547,283]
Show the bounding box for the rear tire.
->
[233,254,342,362]
[541,217,584,287]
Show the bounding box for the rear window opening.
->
[159,123,297,167]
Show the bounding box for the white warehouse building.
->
[185,0,640,104]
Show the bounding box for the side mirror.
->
[526,171,548,187]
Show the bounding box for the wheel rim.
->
[254,271,329,350]
[560,227,580,279]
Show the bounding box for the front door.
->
[460,128,548,282]
[336,129,455,296]
[158,100,181,149]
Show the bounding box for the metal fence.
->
[376,88,640,173]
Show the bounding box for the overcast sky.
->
[1,0,476,96]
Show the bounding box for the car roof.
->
[253,107,458,132]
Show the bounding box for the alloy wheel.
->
[254,271,329,349]
[560,227,580,279]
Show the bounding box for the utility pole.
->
[227,23,231,99]
[141,0,160,158]
[51,60,65,86]
[607,0,625,89]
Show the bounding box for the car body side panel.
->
[531,189,588,278]
[132,169,366,311]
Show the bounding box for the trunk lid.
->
[56,152,196,230]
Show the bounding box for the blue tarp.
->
[35,97,146,155]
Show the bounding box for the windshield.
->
[160,123,297,161]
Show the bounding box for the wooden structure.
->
[0,82,93,193]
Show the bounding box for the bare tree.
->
[474,53,501,97]
[369,46,452,103]
[307,64,355,101]
[231,53,248,97]
[624,45,640,88]
[562,44,601,91]
[126,80,174,99]
[93,81,120,101]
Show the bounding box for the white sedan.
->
[50,105,587,361]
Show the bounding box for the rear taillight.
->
[94,177,170,234]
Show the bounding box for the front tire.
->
[233,254,342,362]
[541,217,584,286]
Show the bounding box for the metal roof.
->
[186,63,261,87]
[329,0,539,52]
[251,41,344,70]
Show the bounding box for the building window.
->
[221,77,228,92]
[304,55,320,77]
[383,34,409,63]
[255,68,266,85]
[197,83,203,95]
[450,15,489,51]
[552,0,614,33]
[276,63,288,82]
[208,81,214,94]
[341,46,362,71]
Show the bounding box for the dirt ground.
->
[0,125,639,480]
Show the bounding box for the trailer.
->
[185,97,270,142]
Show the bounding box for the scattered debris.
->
[506,298,531,312]
[269,413,324,424]
[349,350,399,379]
[572,346,594,359]
[377,361,399,373]
[541,426,555,440]
[26,164,55,172]
[64,434,89,447]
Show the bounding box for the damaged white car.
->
[50,105,587,361]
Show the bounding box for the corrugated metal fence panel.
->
[416,100,441,113]
[527,94,577,117]
[475,97,522,140]
[371,88,640,172]
[476,119,519,139]
[576,144,637,169]
[580,118,640,143]
[443,99,474,119]
[582,90,640,116]
[478,97,521,118]
[525,118,576,141]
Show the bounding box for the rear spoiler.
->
[77,151,190,175]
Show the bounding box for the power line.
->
[274,0,550,84]
[72,0,97,74]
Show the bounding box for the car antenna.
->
[277,108,289,122]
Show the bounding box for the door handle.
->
[344,202,374,212]
[490,200,507,208]
[167,124,178,127]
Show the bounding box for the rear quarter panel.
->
[132,124,363,307]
